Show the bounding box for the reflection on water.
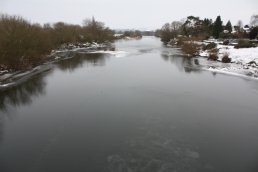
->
[0,113,3,144]
[0,72,49,113]
[0,72,49,144]
[0,53,109,145]
[161,49,202,74]
[0,37,258,172]
[57,53,107,72]
[0,53,108,113]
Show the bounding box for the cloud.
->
[0,0,257,30]
[0,0,7,8]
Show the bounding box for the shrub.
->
[0,15,115,71]
[248,61,258,66]
[203,42,217,50]
[219,32,233,39]
[208,48,219,61]
[181,42,201,57]
[223,40,230,45]
[208,54,218,61]
[221,53,231,63]
[234,39,256,49]
[123,31,142,38]
[209,48,219,54]
[176,38,184,46]
[0,15,53,70]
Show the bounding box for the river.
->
[0,36,258,172]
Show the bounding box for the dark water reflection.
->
[161,50,202,74]
[0,37,258,172]
[0,53,107,112]
[0,72,49,113]
[57,53,107,72]
[0,53,108,146]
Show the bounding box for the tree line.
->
[158,15,258,44]
[0,14,114,71]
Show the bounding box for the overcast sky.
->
[0,0,257,30]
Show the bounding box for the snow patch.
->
[197,40,258,79]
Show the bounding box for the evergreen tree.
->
[249,27,258,39]
[212,16,223,39]
[203,18,213,35]
[225,20,232,33]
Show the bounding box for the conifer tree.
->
[249,27,258,39]
[212,16,223,38]
[225,20,232,33]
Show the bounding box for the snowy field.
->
[198,40,258,79]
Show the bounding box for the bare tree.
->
[250,15,258,27]
[170,21,183,32]
[237,20,243,29]
[83,17,104,28]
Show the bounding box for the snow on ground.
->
[200,40,258,65]
[0,64,53,90]
[218,46,258,65]
[198,40,258,79]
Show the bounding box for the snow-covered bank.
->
[0,64,53,90]
[0,42,125,90]
[198,40,258,79]
[200,43,258,65]
[196,57,258,79]
[218,46,258,65]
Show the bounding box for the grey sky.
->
[0,0,257,30]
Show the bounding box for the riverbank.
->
[0,14,115,73]
[168,38,258,79]
[200,40,258,79]
[2,37,258,90]
[0,42,118,90]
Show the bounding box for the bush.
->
[123,31,142,38]
[208,48,218,61]
[208,54,218,61]
[203,42,217,50]
[234,39,256,49]
[219,32,233,39]
[248,61,257,66]
[223,40,230,45]
[181,42,201,57]
[0,15,115,71]
[0,15,53,70]
[221,53,231,63]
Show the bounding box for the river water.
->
[0,37,258,172]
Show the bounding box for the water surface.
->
[1,37,258,172]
